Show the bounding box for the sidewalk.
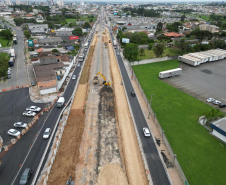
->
[122,55,183,185]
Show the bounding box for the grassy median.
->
[133,59,226,185]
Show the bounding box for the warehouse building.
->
[179,49,226,66]
[210,117,226,143]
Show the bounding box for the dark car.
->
[20,168,32,185]
[131,91,136,97]
[219,104,226,108]
[31,81,36,86]
[7,74,11,79]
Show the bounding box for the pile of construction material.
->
[178,49,226,66]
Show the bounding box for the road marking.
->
[11,105,55,185]
[221,98,226,101]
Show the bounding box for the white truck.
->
[159,68,182,79]
[84,43,88,51]
[113,40,117,49]
[78,54,84,62]
[57,97,65,108]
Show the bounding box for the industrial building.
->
[178,49,226,66]
[210,117,226,143]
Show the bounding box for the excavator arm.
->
[96,72,106,81]
[94,72,110,86]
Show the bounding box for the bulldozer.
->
[93,72,111,86]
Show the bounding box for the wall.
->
[132,56,178,66]
[40,87,57,95]
[38,79,57,90]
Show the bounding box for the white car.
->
[213,100,221,105]
[143,127,150,137]
[14,122,27,128]
[8,67,11,71]
[43,128,51,139]
[26,106,41,112]
[8,129,21,137]
[72,75,76,79]
[207,98,215,103]
[23,111,36,117]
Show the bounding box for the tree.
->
[180,15,185,22]
[177,39,190,52]
[0,29,13,40]
[83,22,91,29]
[148,43,154,50]
[23,30,31,39]
[122,27,127,32]
[89,18,93,23]
[123,43,139,61]
[139,48,145,55]
[156,22,163,32]
[193,30,212,43]
[212,32,220,41]
[147,38,155,43]
[72,27,82,36]
[0,55,8,77]
[52,49,59,52]
[157,35,171,43]
[215,40,225,49]
[153,40,166,58]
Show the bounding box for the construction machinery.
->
[104,42,108,48]
[93,72,111,86]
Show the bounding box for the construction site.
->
[47,17,148,185]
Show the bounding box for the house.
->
[33,58,65,95]
[199,24,219,33]
[210,117,226,143]
[28,24,48,31]
[164,32,184,38]
[38,37,63,46]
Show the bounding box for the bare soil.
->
[107,31,149,185]
[71,84,88,110]
[96,163,128,185]
[47,110,85,185]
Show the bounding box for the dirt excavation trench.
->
[47,29,148,185]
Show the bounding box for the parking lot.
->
[0,88,47,145]
[165,59,226,110]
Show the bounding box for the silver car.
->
[14,122,27,128]
[8,129,21,137]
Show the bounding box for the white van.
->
[57,97,65,108]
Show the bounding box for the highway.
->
[109,34,171,184]
[0,30,94,184]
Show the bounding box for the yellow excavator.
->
[93,72,111,86]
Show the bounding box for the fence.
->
[57,56,76,90]
[132,56,179,66]
[127,63,189,185]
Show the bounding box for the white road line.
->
[11,106,55,185]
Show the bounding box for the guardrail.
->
[34,22,96,185]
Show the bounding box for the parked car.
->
[20,168,32,185]
[43,128,51,139]
[207,98,215,103]
[143,127,150,137]
[23,111,36,117]
[7,74,11,79]
[31,81,36,86]
[26,106,41,112]
[72,75,76,80]
[7,129,20,137]
[14,122,27,128]
[7,70,11,75]
[77,63,80,67]
[219,104,226,108]
[131,91,136,97]
[213,100,221,105]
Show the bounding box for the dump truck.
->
[159,68,182,79]
[93,72,111,86]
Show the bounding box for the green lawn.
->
[0,38,11,47]
[137,48,186,61]
[191,14,226,24]
[133,60,226,185]
[66,16,96,23]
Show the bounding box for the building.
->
[38,37,63,46]
[199,24,219,33]
[210,117,226,143]
[56,1,64,6]
[33,58,65,95]
[28,24,48,31]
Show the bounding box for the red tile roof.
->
[164,32,183,38]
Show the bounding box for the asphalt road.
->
[109,33,170,184]
[2,31,95,185]
[0,20,27,91]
